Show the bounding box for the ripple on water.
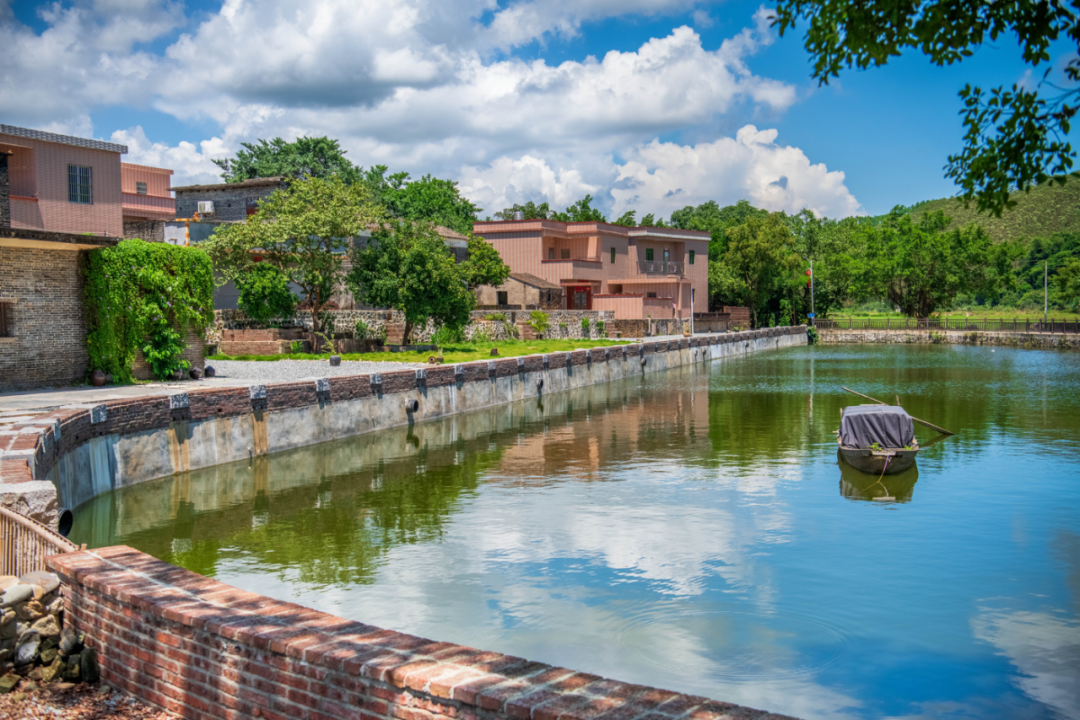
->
[612,604,850,681]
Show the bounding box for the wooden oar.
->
[840,386,955,436]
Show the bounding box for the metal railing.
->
[0,506,79,576]
[815,317,1080,333]
[639,261,685,275]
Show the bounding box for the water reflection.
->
[70,346,1080,720]
[838,454,919,503]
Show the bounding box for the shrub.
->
[354,317,371,339]
[581,317,591,336]
[432,325,466,345]
[528,310,550,335]
[484,312,507,322]
[235,263,297,323]
[85,239,214,382]
[596,319,606,336]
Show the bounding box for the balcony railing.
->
[639,261,684,275]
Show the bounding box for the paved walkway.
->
[0,377,257,413]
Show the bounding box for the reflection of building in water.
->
[838,454,919,503]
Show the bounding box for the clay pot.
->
[90,370,105,387]
[329,355,341,367]
[490,348,499,356]
[172,369,184,381]
[204,366,216,378]
[189,367,203,380]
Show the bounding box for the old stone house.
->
[476,272,563,310]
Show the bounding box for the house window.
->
[689,250,695,265]
[68,165,92,204]
[0,302,13,337]
[645,248,654,261]
[647,292,657,298]
[560,248,570,259]
[610,247,616,264]
[548,248,554,260]
[497,291,509,306]
[136,181,147,195]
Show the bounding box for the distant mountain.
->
[883,181,1080,243]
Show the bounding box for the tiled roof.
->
[0,124,128,154]
[509,272,562,290]
[170,177,286,193]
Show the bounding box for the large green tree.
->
[493,201,555,220]
[782,210,862,319]
[856,210,1019,316]
[671,200,770,262]
[201,177,382,337]
[771,0,1080,216]
[214,137,363,185]
[551,195,607,222]
[363,166,480,235]
[347,221,476,344]
[460,235,511,290]
[1055,257,1080,307]
[719,214,803,327]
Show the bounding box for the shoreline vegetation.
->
[207,338,635,364]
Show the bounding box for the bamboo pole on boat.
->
[840,386,955,436]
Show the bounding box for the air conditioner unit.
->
[197,201,215,215]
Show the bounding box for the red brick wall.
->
[49,547,792,720]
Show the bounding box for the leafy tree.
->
[201,177,382,337]
[494,201,555,220]
[770,0,1080,216]
[460,235,511,290]
[1055,257,1080,307]
[214,137,362,184]
[614,210,637,226]
[856,210,1019,316]
[639,213,668,227]
[347,220,475,344]
[671,200,770,262]
[782,210,862,318]
[720,214,803,327]
[363,166,480,235]
[235,262,298,324]
[551,195,607,222]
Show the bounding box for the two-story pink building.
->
[473,219,710,320]
[0,125,174,239]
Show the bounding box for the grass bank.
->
[208,338,635,365]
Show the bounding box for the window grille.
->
[645,248,654,261]
[497,291,508,305]
[0,303,12,337]
[610,248,616,264]
[647,292,657,298]
[136,181,147,195]
[689,250,695,265]
[68,165,92,204]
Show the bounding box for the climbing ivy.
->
[84,240,215,382]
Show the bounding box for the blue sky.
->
[1,0,1073,217]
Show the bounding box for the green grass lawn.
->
[831,308,1080,321]
[208,338,635,365]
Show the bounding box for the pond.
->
[70,345,1080,720]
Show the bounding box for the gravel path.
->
[207,358,424,383]
[0,682,177,719]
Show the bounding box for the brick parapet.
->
[49,547,797,720]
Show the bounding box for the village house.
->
[0,125,176,391]
[472,218,710,320]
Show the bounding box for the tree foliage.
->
[347,220,476,344]
[213,136,362,184]
[1054,257,1080,307]
[201,177,382,336]
[770,0,1080,216]
[493,201,555,220]
[855,210,1019,317]
[551,195,607,222]
[719,214,803,327]
[363,166,481,235]
[460,235,510,290]
[85,240,215,382]
[671,200,770,262]
[235,263,298,324]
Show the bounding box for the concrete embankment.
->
[0,328,807,524]
[818,328,1080,350]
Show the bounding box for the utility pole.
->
[810,259,815,327]
[1044,260,1048,327]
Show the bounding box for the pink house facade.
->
[472,219,710,320]
[0,125,174,238]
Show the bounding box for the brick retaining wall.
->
[818,328,1080,350]
[49,547,796,720]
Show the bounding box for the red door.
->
[569,286,592,310]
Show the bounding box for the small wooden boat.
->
[835,404,919,475]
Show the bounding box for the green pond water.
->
[70,345,1080,720]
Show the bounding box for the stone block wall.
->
[122,219,165,243]
[50,546,793,720]
[0,247,90,392]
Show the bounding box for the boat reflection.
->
[837,451,919,503]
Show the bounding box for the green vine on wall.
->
[84,239,215,382]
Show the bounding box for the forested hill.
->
[889,181,1080,243]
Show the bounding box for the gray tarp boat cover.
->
[840,405,915,449]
